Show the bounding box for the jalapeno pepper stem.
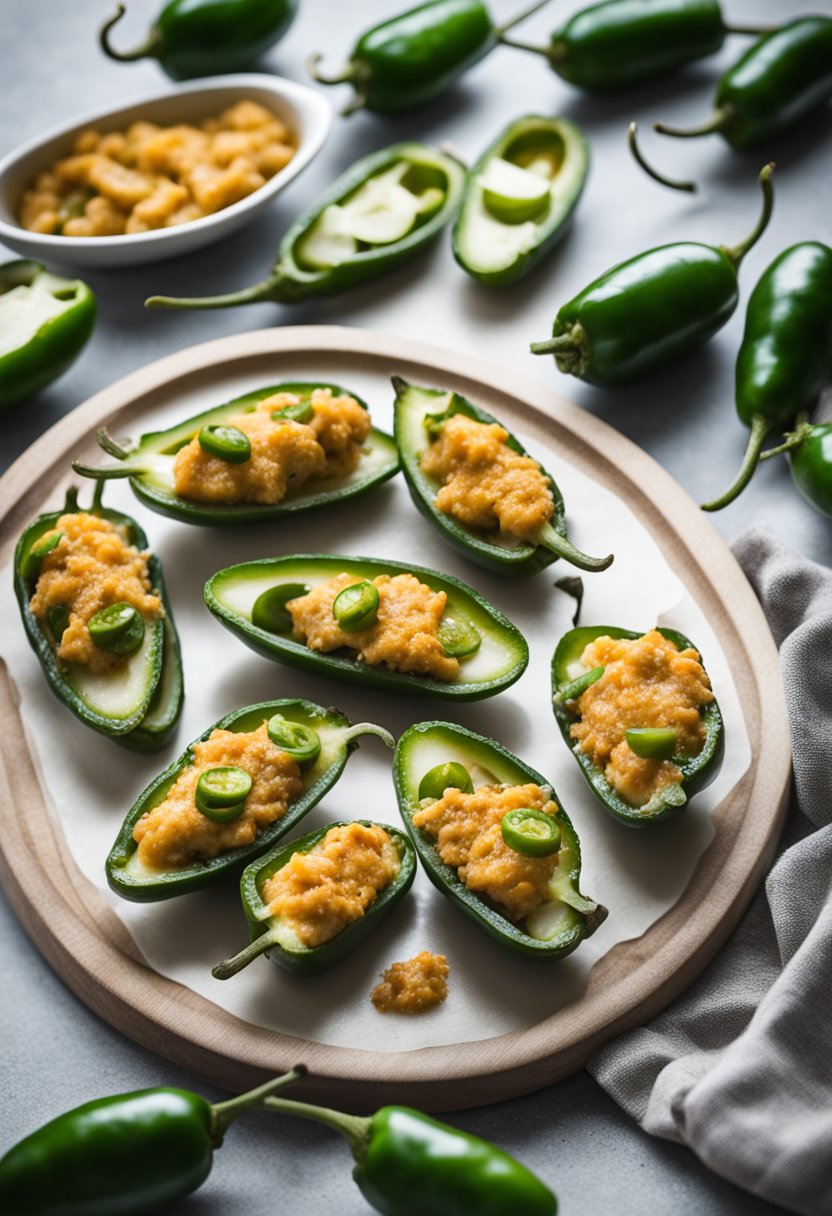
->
[653,110,730,140]
[212,932,279,980]
[92,479,104,511]
[99,4,163,63]
[530,334,578,356]
[64,487,79,513]
[146,275,288,310]
[722,163,775,268]
[344,722,396,749]
[722,22,778,35]
[306,51,357,86]
[759,419,814,461]
[263,1095,371,1160]
[627,122,696,193]
[536,522,614,573]
[495,0,557,37]
[701,414,772,511]
[210,1066,308,1144]
[71,459,138,481]
[496,34,553,58]
[97,426,132,460]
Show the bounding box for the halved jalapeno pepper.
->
[72,381,399,526]
[212,821,416,978]
[106,700,394,901]
[13,485,183,750]
[552,625,724,826]
[394,721,606,958]
[204,555,529,701]
[453,115,589,286]
[393,377,613,574]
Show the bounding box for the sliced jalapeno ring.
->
[46,603,70,641]
[21,530,63,580]
[252,583,309,634]
[198,424,252,464]
[418,761,474,801]
[625,727,677,760]
[501,808,561,857]
[555,664,604,703]
[87,602,146,656]
[195,766,252,821]
[332,580,379,632]
[266,715,322,768]
[438,614,482,657]
[272,400,313,424]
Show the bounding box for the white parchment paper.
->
[0,357,750,1052]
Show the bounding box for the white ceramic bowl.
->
[0,74,332,268]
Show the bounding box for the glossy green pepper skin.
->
[106,700,393,901]
[146,144,465,311]
[204,554,529,701]
[72,382,399,526]
[0,260,95,411]
[394,721,606,957]
[213,821,416,978]
[702,242,832,511]
[790,424,832,517]
[14,487,182,750]
[393,377,613,573]
[552,625,724,826]
[99,0,297,79]
[531,164,774,384]
[452,115,589,286]
[655,17,832,148]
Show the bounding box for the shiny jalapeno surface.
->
[393,377,613,573]
[552,625,724,826]
[146,143,465,311]
[72,381,399,525]
[531,164,774,384]
[213,821,416,978]
[204,555,529,700]
[0,260,96,411]
[394,721,606,958]
[789,424,832,518]
[106,700,394,901]
[13,486,183,751]
[99,0,297,79]
[452,114,589,286]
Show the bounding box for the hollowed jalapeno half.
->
[88,602,145,656]
[501,808,561,857]
[198,424,252,464]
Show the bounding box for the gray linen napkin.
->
[588,528,832,1216]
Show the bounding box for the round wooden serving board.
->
[0,326,790,1111]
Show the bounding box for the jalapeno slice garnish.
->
[332,580,380,632]
[266,715,322,768]
[252,583,309,634]
[418,761,474,800]
[437,614,482,657]
[272,400,313,424]
[553,664,604,703]
[195,767,253,823]
[625,727,677,760]
[46,604,70,642]
[87,602,146,657]
[197,424,252,463]
[20,530,63,580]
[501,808,561,857]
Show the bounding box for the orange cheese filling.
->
[29,511,161,674]
[570,630,713,808]
[420,414,554,542]
[412,783,561,922]
[172,388,371,505]
[287,573,459,681]
[371,951,449,1014]
[133,722,302,869]
[263,822,400,948]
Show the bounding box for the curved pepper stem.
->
[700,414,772,511]
[210,1066,307,1145]
[263,1095,371,1162]
[627,122,696,193]
[145,276,286,310]
[495,0,558,36]
[530,333,579,357]
[535,522,614,574]
[759,418,814,461]
[344,722,395,749]
[653,109,731,140]
[212,931,279,980]
[722,163,775,268]
[99,4,162,63]
[306,51,357,86]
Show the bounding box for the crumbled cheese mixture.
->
[371,951,449,1014]
[571,630,713,808]
[420,414,554,542]
[133,722,302,869]
[413,783,560,922]
[29,511,161,673]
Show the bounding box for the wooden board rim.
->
[0,325,790,1110]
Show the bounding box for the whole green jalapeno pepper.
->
[146,143,465,312]
[106,699,394,901]
[0,260,95,411]
[499,0,769,91]
[263,1092,558,1216]
[308,0,555,116]
[702,242,832,511]
[552,625,724,826]
[786,424,832,518]
[654,17,832,148]
[0,1068,305,1216]
[530,163,774,385]
[99,0,297,80]
[14,484,183,751]
[394,720,606,957]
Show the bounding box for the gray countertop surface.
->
[2,1,829,1212]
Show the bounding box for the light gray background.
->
[1,1,829,1212]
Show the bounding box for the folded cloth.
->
[588,528,832,1216]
